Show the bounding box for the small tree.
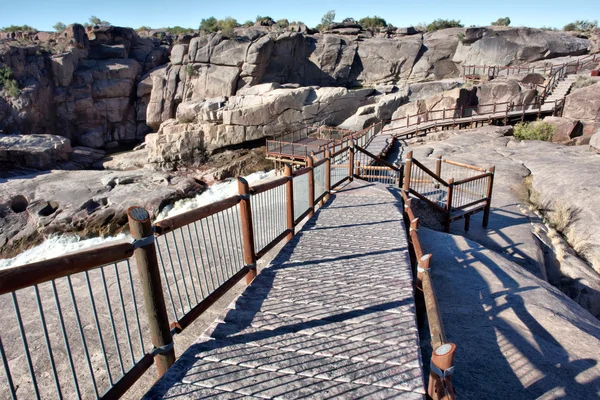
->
[316,10,336,31]
[491,17,511,26]
[219,17,239,39]
[167,26,194,35]
[426,19,463,32]
[243,20,254,27]
[563,20,598,31]
[88,16,110,27]
[53,22,66,32]
[1,25,36,32]
[276,19,290,28]
[359,16,387,30]
[200,17,219,32]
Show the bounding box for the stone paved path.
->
[144,180,424,399]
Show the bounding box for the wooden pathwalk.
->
[144,180,424,399]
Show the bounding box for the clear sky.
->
[0,0,598,32]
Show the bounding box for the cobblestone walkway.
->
[144,180,424,399]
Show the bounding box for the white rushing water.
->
[156,169,276,221]
[0,233,130,270]
[0,169,276,269]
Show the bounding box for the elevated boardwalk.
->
[144,181,424,399]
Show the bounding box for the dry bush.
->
[572,76,597,89]
[547,200,573,232]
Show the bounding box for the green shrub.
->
[572,76,597,89]
[457,32,465,42]
[243,20,254,27]
[359,16,387,30]
[199,16,238,38]
[563,20,597,32]
[53,22,66,32]
[255,15,274,23]
[276,19,289,28]
[491,17,511,26]
[426,19,463,32]
[137,26,152,31]
[166,26,194,35]
[1,24,36,32]
[0,66,19,98]
[88,15,110,27]
[514,121,556,141]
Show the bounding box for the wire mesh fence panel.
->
[155,205,244,323]
[410,162,447,208]
[313,162,327,201]
[250,184,287,254]
[451,175,491,209]
[293,173,310,221]
[0,259,151,399]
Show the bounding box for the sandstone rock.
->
[410,28,462,81]
[170,44,188,65]
[563,82,600,122]
[0,169,203,258]
[78,130,104,148]
[0,134,72,170]
[356,37,422,84]
[543,116,582,143]
[590,131,600,152]
[453,27,589,66]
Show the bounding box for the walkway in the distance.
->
[144,180,424,399]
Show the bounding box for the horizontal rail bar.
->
[453,198,488,211]
[443,159,487,173]
[100,353,154,400]
[422,272,446,349]
[153,195,241,235]
[331,176,350,190]
[250,176,289,194]
[293,166,312,177]
[313,158,328,168]
[256,229,292,259]
[452,172,492,186]
[294,207,313,226]
[0,241,134,295]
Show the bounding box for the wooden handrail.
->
[411,158,449,187]
[0,241,134,295]
[153,195,241,235]
[452,172,492,186]
[354,144,401,171]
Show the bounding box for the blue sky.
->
[1,0,598,31]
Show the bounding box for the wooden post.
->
[403,151,413,192]
[127,207,175,377]
[284,164,294,241]
[348,143,355,182]
[307,156,315,218]
[445,178,454,233]
[459,106,463,118]
[482,166,495,228]
[237,178,257,284]
[428,343,457,400]
[324,150,331,202]
[521,103,525,122]
[354,161,360,178]
[435,155,442,177]
[464,214,471,231]
[416,252,430,291]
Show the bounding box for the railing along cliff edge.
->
[0,144,465,399]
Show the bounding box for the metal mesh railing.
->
[155,207,244,322]
[313,161,327,201]
[0,257,150,399]
[293,172,310,222]
[250,185,287,255]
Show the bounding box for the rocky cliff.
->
[0,24,592,159]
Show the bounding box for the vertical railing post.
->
[482,166,495,228]
[348,143,355,182]
[284,164,294,241]
[445,178,454,233]
[435,155,442,178]
[127,207,175,377]
[307,156,315,218]
[429,343,457,400]
[324,150,331,202]
[237,178,257,284]
[403,151,413,192]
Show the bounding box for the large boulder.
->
[410,28,462,81]
[453,27,589,66]
[0,134,72,170]
[543,116,582,143]
[563,82,600,123]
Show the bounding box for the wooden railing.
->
[403,152,495,232]
[0,147,351,400]
[401,190,456,400]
